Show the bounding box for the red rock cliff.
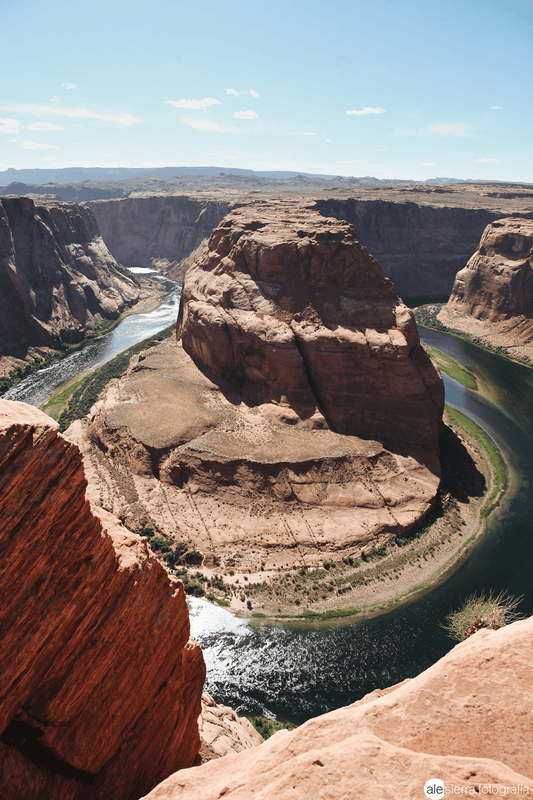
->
[0,196,139,356]
[177,201,444,448]
[448,216,533,322]
[0,399,205,800]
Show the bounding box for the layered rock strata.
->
[67,203,443,595]
[315,197,503,297]
[177,201,444,448]
[0,398,205,800]
[143,616,533,799]
[439,217,533,361]
[87,195,231,274]
[0,197,139,356]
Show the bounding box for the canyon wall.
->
[87,195,231,273]
[438,217,533,362]
[142,616,533,799]
[0,398,205,800]
[0,197,139,356]
[314,197,503,298]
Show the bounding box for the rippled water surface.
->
[2,284,181,408]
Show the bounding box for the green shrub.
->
[442,590,523,641]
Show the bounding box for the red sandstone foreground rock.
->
[0,196,139,357]
[143,616,533,799]
[177,200,444,447]
[439,217,533,361]
[0,398,205,800]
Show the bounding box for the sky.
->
[1,0,533,182]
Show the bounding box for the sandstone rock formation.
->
[70,336,442,582]
[198,693,264,762]
[0,398,205,800]
[87,195,231,274]
[439,217,533,361]
[448,216,533,320]
[177,200,444,448]
[142,616,533,799]
[0,197,139,356]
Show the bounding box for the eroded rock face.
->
[0,399,205,800]
[0,196,139,355]
[142,617,533,799]
[177,201,444,448]
[87,195,231,275]
[448,216,533,321]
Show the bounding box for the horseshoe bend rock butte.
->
[0,398,205,800]
[177,201,444,448]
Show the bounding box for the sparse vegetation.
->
[249,716,297,739]
[442,590,523,641]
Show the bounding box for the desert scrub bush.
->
[443,590,523,641]
[250,716,297,739]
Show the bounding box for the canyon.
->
[0,197,139,368]
[2,180,532,799]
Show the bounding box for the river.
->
[4,300,533,724]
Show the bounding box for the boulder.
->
[0,399,205,800]
[177,201,444,448]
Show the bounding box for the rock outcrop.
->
[142,616,533,799]
[87,195,231,274]
[198,693,264,762]
[438,217,533,362]
[448,217,533,321]
[0,399,205,800]
[0,197,139,356]
[177,200,444,448]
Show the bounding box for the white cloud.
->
[3,104,140,125]
[41,156,57,161]
[338,159,365,163]
[51,96,60,102]
[21,141,60,150]
[490,106,503,110]
[293,130,317,135]
[0,118,21,134]
[27,121,64,131]
[393,123,469,137]
[346,107,386,116]
[324,138,331,142]
[165,97,220,110]
[226,88,243,96]
[475,157,501,162]
[224,154,238,159]
[63,83,77,90]
[250,89,259,98]
[183,117,232,132]
[234,110,258,119]
[101,152,115,156]
[422,162,437,166]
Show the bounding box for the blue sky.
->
[1,0,532,181]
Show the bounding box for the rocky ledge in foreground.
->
[0,399,205,800]
[143,615,533,799]
[439,216,533,362]
[0,196,139,358]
